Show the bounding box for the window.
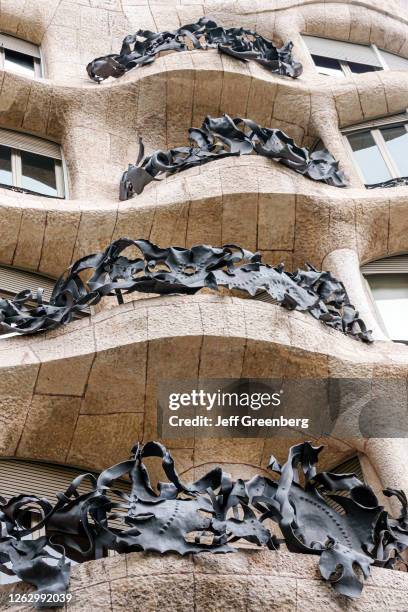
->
[0,33,42,77]
[0,128,66,197]
[361,255,408,342]
[343,114,408,187]
[303,35,408,77]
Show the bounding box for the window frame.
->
[342,114,408,187]
[303,34,408,77]
[0,128,68,199]
[0,34,42,78]
[361,255,408,343]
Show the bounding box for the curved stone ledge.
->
[2,549,407,611]
[1,156,408,280]
[0,294,407,472]
[2,3,408,199]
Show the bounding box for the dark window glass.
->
[348,131,391,184]
[311,54,344,77]
[21,151,57,196]
[0,145,12,187]
[4,48,35,77]
[347,60,380,74]
[381,125,408,177]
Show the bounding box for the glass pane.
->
[4,48,35,77]
[0,145,12,187]
[21,151,57,196]
[348,131,391,185]
[311,54,345,77]
[367,274,408,340]
[347,60,380,74]
[381,125,408,177]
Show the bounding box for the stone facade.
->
[1,0,408,609]
[2,551,408,611]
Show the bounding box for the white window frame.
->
[0,129,66,198]
[342,113,408,186]
[303,34,408,77]
[0,33,42,78]
[361,255,408,343]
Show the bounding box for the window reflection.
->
[348,132,391,184]
[4,48,35,77]
[21,151,58,197]
[381,125,408,177]
[348,61,379,74]
[311,54,345,77]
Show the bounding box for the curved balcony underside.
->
[1,156,408,278]
[0,294,406,471]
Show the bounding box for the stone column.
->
[322,248,389,341]
[365,438,408,514]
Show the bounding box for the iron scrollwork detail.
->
[86,17,303,83]
[120,115,347,199]
[0,442,407,607]
[0,238,371,342]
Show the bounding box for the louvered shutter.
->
[342,112,408,134]
[0,33,40,58]
[361,254,408,275]
[303,35,381,67]
[0,128,61,159]
[0,459,130,529]
[323,455,364,514]
[0,266,55,303]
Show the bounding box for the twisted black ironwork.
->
[119,115,347,199]
[86,16,302,83]
[0,441,407,607]
[0,238,371,341]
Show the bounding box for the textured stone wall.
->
[1,0,408,489]
[1,2,408,607]
[2,550,408,611]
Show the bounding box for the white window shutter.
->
[381,49,408,70]
[361,254,408,274]
[303,35,382,67]
[0,33,40,58]
[0,266,55,302]
[0,128,61,159]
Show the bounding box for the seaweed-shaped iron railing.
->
[120,115,347,199]
[87,16,302,83]
[0,442,407,607]
[0,238,371,341]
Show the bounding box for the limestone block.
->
[16,394,81,462]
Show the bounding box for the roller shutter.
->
[0,266,55,303]
[361,254,408,275]
[342,112,408,134]
[0,128,61,159]
[0,33,40,59]
[323,455,364,515]
[381,49,408,70]
[303,35,381,67]
[0,459,130,529]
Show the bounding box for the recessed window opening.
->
[303,35,408,77]
[0,33,42,77]
[342,113,408,188]
[0,129,66,198]
[361,255,408,343]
